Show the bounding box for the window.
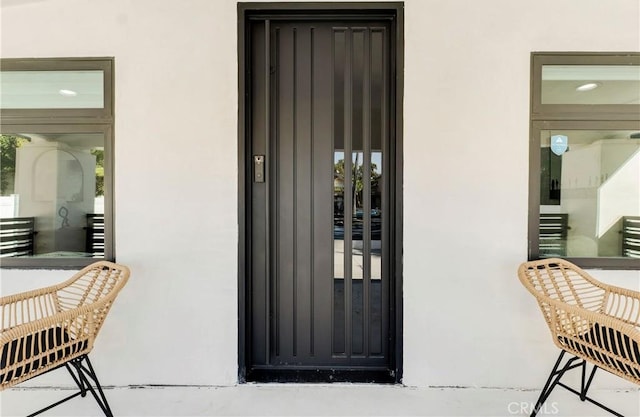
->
[0,58,114,268]
[529,52,640,269]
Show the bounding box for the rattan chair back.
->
[518,258,640,385]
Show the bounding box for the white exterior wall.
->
[1,0,638,390]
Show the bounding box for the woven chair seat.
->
[560,323,640,380]
[0,327,87,384]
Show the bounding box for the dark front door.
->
[245,14,398,382]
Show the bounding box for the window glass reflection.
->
[539,130,640,258]
[0,71,105,109]
[541,65,640,105]
[369,151,383,354]
[0,132,105,258]
[332,27,388,356]
[333,149,345,354]
[370,152,382,279]
[351,152,364,354]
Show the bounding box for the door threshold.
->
[246,368,396,384]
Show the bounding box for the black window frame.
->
[0,57,115,269]
[529,52,640,270]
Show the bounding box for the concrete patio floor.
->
[1,384,638,417]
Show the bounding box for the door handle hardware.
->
[254,155,265,183]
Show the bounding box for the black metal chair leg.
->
[530,351,581,417]
[65,361,88,397]
[555,361,624,417]
[531,351,563,417]
[579,360,598,402]
[73,355,114,417]
[25,354,114,417]
[531,351,626,417]
[26,391,84,417]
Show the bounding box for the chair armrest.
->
[2,308,84,342]
[1,296,109,348]
[602,285,640,327]
[0,287,62,333]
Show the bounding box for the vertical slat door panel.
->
[311,24,335,362]
[250,21,269,365]
[250,20,391,370]
[274,23,295,362]
[294,26,313,360]
[370,26,387,358]
[332,26,348,357]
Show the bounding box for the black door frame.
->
[237,1,404,383]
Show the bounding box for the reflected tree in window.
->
[334,157,382,210]
[0,134,30,195]
[91,149,104,197]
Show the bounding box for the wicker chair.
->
[518,258,640,417]
[0,261,130,417]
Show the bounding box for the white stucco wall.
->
[1,0,639,391]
